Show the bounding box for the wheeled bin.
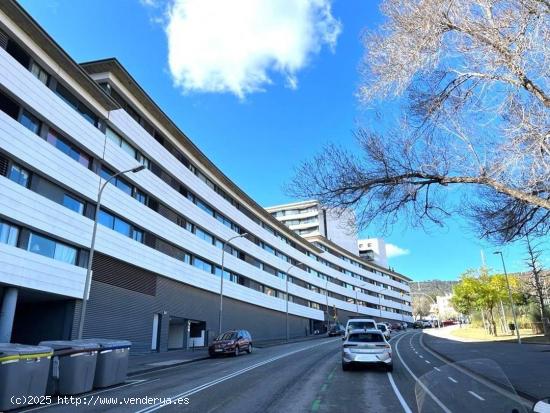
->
[79,339,131,388]
[0,343,53,411]
[39,340,100,395]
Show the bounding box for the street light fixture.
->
[77,165,146,339]
[494,251,521,344]
[218,232,248,335]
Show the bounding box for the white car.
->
[342,329,393,371]
[377,323,391,339]
[345,318,377,336]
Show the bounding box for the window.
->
[106,127,136,158]
[63,194,84,214]
[53,242,77,264]
[0,221,19,246]
[133,188,147,204]
[132,228,144,243]
[0,90,20,119]
[196,227,213,244]
[105,127,122,146]
[30,61,49,85]
[114,217,131,237]
[6,39,30,68]
[98,210,115,228]
[8,164,30,187]
[115,178,132,196]
[46,130,90,168]
[193,257,213,273]
[28,233,77,265]
[19,110,40,134]
[55,83,98,127]
[137,153,150,169]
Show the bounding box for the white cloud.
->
[161,0,341,98]
[386,243,410,258]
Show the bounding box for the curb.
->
[421,333,538,403]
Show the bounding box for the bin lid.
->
[39,340,101,352]
[78,338,132,350]
[0,343,53,362]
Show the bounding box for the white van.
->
[345,319,377,336]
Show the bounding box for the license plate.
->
[215,349,223,352]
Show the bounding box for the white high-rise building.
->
[358,238,388,268]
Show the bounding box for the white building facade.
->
[0,1,412,352]
[358,238,389,268]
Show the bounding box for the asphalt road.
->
[17,331,537,413]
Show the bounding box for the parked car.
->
[376,323,391,339]
[401,322,408,330]
[390,322,402,331]
[209,329,252,357]
[341,329,393,372]
[328,324,346,336]
[345,319,377,336]
[413,321,423,329]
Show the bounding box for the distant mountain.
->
[411,280,457,298]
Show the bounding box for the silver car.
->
[377,323,391,339]
[341,329,393,372]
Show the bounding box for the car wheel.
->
[342,362,350,371]
[247,344,252,354]
[234,346,240,357]
[386,363,393,372]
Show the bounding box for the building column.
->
[0,287,19,342]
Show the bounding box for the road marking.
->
[434,367,441,372]
[418,332,532,409]
[132,378,159,387]
[448,376,458,383]
[425,360,431,364]
[469,391,485,401]
[388,372,413,413]
[419,355,424,359]
[134,339,338,413]
[394,333,452,413]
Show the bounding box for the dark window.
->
[46,130,90,168]
[6,39,30,68]
[63,194,84,214]
[0,90,20,119]
[19,110,40,134]
[55,83,98,126]
[8,164,31,187]
[347,333,384,343]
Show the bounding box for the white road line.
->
[134,339,338,413]
[448,377,458,383]
[394,333,452,413]
[469,391,485,401]
[434,367,441,372]
[419,355,424,359]
[425,360,431,364]
[388,372,413,413]
[417,332,532,409]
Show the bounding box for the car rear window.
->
[218,332,237,340]
[348,321,376,330]
[377,324,387,331]
[348,333,384,343]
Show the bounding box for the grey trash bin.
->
[79,339,131,388]
[0,343,53,411]
[39,340,100,395]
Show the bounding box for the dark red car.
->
[209,329,253,357]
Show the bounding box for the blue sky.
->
[20,0,547,281]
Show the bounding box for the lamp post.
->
[494,251,521,344]
[218,232,248,336]
[77,165,145,339]
[284,263,305,342]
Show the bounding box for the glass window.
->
[46,130,90,168]
[105,127,122,146]
[120,139,136,158]
[19,110,40,134]
[30,61,49,85]
[132,228,144,243]
[8,164,30,187]
[28,233,55,259]
[114,217,131,237]
[0,221,19,246]
[53,242,77,265]
[115,178,132,196]
[193,257,213,273]
[137,153,150,169]
[133,188,147,204]
[196,199,214,216]
[196,227,213,244]
[63,194,84,214]
[98,210,115,229]
[100,166,113,181]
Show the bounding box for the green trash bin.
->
[39,340,100,395]
[0,343,53,411]
[79,339,131,388]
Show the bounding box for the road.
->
[18,331,534,413]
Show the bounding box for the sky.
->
[19,0,548,281]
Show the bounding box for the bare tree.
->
[412,295,432,319]
[289,0,549,242]
[524,236,549,335]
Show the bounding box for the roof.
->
[79,58,322,256]
[265,199,319,212]
[2,1,118,112]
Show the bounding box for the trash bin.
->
[39,340,100,395]
[0,343,53,411]
[79,339,131,388]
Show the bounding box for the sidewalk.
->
[127,333,329,376]
[421,327,550,400]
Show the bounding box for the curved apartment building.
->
[0,1,412,352]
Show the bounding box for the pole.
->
[286,272,289,342]
[496,252,521,344]
[218,233,248,336]
[77,166,144,339]
[355,289,359,316]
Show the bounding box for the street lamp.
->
[77,165,146,339]
[494,251,521,344]
[218,232,248,335]
[284,263,305,342]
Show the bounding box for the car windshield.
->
[348,322,375,330]
[218,332,237,341]
[348,333,384,343]
[377,324,387,331]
